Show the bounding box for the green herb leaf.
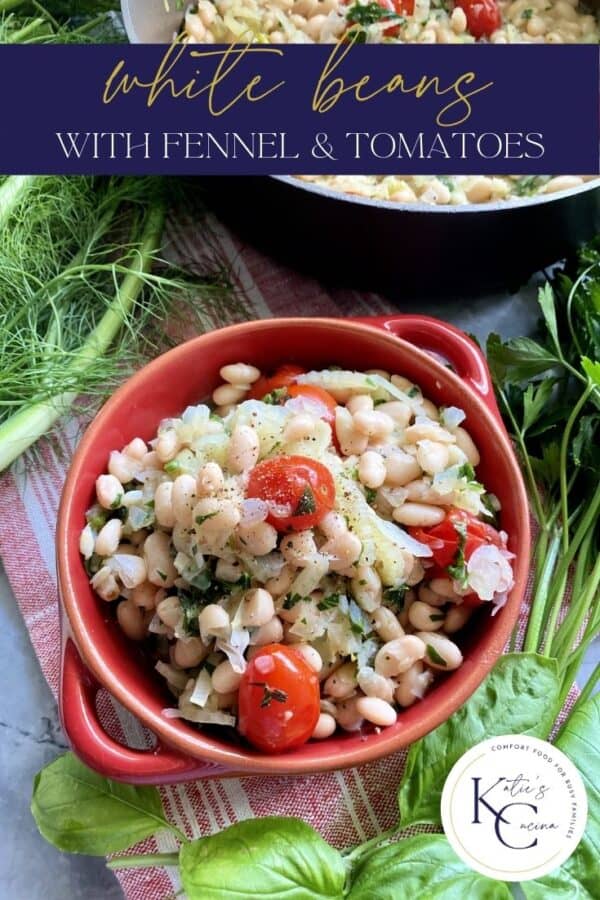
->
[383,585,407,611]
[347,834,511,899]
[262,387,289,405]
[179,817,346,900]
[195,511,218,526]
[364,487,377,505]
[283,592,304,610]
[521,693,600,899]
[318,593,340,611]
[521,378,556,434]
[397,654,560,829]
[537,284,561,358]
[31,752,169,855]
[426,644,447,667]
[582,356,600,389]
[294,485,317,516]
[486,333,558,383]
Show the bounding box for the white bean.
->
[108,450,137,484]
[172,474,197,526]
[357,668,394,702]
[374,635,426,677]
[250,616,284,646]
[429,577,458,599]
[404,423,454,444]
[79,524,95,560]
[351,565,382,612]
[95,518,122,557]
[132,581,158,610]
[312,712,336,739]
[324,662,357,699]
[393,503,445,528]
[197,462,224,497]
[358,451,387,489]
[335,697,363,732]
[372,606,404,642]
[335,407,368,456]
[173,637,208,668]
[418,585,447,607]
[237,521,278,556]
[240,588,275,627]
[295,643,322,673]
[157,595,182,628]
[356,696,397,727]
[408,600,445,632]
[416,440,450,476]
[123,437,148,460]
[454,427,480,466]
[212,660,242,693]
[321,531,362,574]
[154,481,175,528]
[227,425,259,473]
[280,530,318,566]
[96,474,124,510]
[381,447,422,486]
[117,599,147,640]
[212,383,249,406]
[91,566,120,602]
[215,558,243,583]
[319,511,347,539]
[395,661,434,707]
[444,605,473,634]
[265,565,294,598]
[353,410,395,440]
[284,414,317,443]
[375,401,411,427]
[156,429,180,463]
[219,363,261,385]
[346,395,373,415]
[416,632,463,670]
[199,603,230,638]
[144,531,177,587]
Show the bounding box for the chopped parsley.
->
[446,519,469,588]
[458,462,476,481]
[521,7,533,18]
[262,387,288,405]
[407,386,421,398]
[86,510,107,531]
[110,494,123,510]
[426,644,448,667]
[317,593,341,611]
[163,460,182,475]
[283,592,304,610]
[156,570,168,582]
[250,682,288,708]
[364,487,377,505]
[349,599,370,636]
[429,613,445,622]
[83,553,102,576]
[195,511,218,526]
[383,584,408,611]
[178,590,202,636]
[294,484,316,516]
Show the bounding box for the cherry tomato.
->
[287,384,337,427]
[410,509,503,604]
[455,0,501,38]
[238,644,320,752]
[248,364,305,401]
[247,455,335,532]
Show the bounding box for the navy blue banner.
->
[0,43,597,174]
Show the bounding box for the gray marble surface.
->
[1,285,598,900]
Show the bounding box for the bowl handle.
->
[351,314,502,423]
[60,639,232,784]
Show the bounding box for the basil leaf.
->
[31,752,168,855]
[347,834,511,899]
[522,693,600,899]
[179,817,346,899]
[398,654,560,828]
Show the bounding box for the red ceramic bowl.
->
[57,315,530,784]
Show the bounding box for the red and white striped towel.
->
[0,206,545,900]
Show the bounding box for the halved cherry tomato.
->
[410,509,503,605]
[238,643,320,752]
[247,455,335,532]
[455,0,501,38]
[248,364,305,401]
